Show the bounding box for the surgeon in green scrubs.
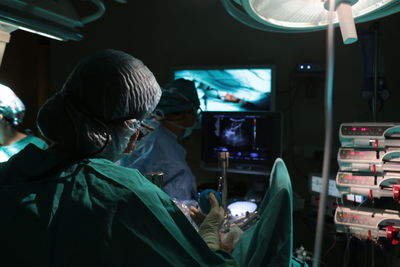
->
[0,49,234,267]
[0,49,299,267]
[0,84,47,162]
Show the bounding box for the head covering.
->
[0,84,25,126]
[156,79,200,115]
[37,49,161,157]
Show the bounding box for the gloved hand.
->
[197,192,225,251]
[189,206,206,226]
[220,224,243,253]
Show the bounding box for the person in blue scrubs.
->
[0,84,47,162]
[119,78,200,201]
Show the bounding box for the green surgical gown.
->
[0,144,301,266]
[0,144,232,266]
[0,133,48,162]
[232,158,296,267]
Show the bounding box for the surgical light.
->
[0,0,85,42]
[220,0,400,44]
[0,0,126,67]
[17,26,64,41]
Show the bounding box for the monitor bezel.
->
[171,64,276,112]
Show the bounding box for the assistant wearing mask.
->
[119,78,200,201]
[163,111,198,140]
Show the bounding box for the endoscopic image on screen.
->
[173,68,273,112]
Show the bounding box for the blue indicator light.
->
[250,153,258,158]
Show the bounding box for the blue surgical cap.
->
[156,79,200,114]
[0,84,25,126]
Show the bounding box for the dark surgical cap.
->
[37,49,161,156]
[156,79,200,115]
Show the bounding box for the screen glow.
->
[174,68,273,112]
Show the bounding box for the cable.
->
[343,235,352,267]
[312,0,335,265]
[323,237,337,258]
[354,197,369,211]
[372,22,379,122]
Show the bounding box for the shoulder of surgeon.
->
[22,129,48,150]
[26,135,48,150]
[85,158,165,196]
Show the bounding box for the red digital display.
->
[350,127,368,132]
[348,151,365,155]
[342,213,361,220]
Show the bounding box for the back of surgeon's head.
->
[37,49,161,160]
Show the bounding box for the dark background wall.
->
[0,1,399,264]
[47,0,400,195]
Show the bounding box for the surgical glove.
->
[189,206,206,226]
[198,193,224,251]
[220,224,244,253]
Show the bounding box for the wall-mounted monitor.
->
[173,66,275,112]
[201,111,282,174]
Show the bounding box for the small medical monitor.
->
[309,175,341,198]
[173,66,275,112]
[309,175,365,204]
[201,111,282,172]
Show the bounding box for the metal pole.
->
[372,22,379,122]
[219,152,229,209]
[313,0,335,265]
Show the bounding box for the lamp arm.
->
[81,0,106,25]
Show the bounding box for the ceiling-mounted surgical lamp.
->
[220,0,400,44]
[0,0,126,67]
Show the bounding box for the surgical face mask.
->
[182,107,201,139]
[181,122,197,139]
[101,119,141,162]
[165,120,197,139]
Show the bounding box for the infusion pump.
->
[335,123,400,243]
[335,207,400,244]
[340,123,400,149]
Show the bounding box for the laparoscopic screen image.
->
[174,68,272,112]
